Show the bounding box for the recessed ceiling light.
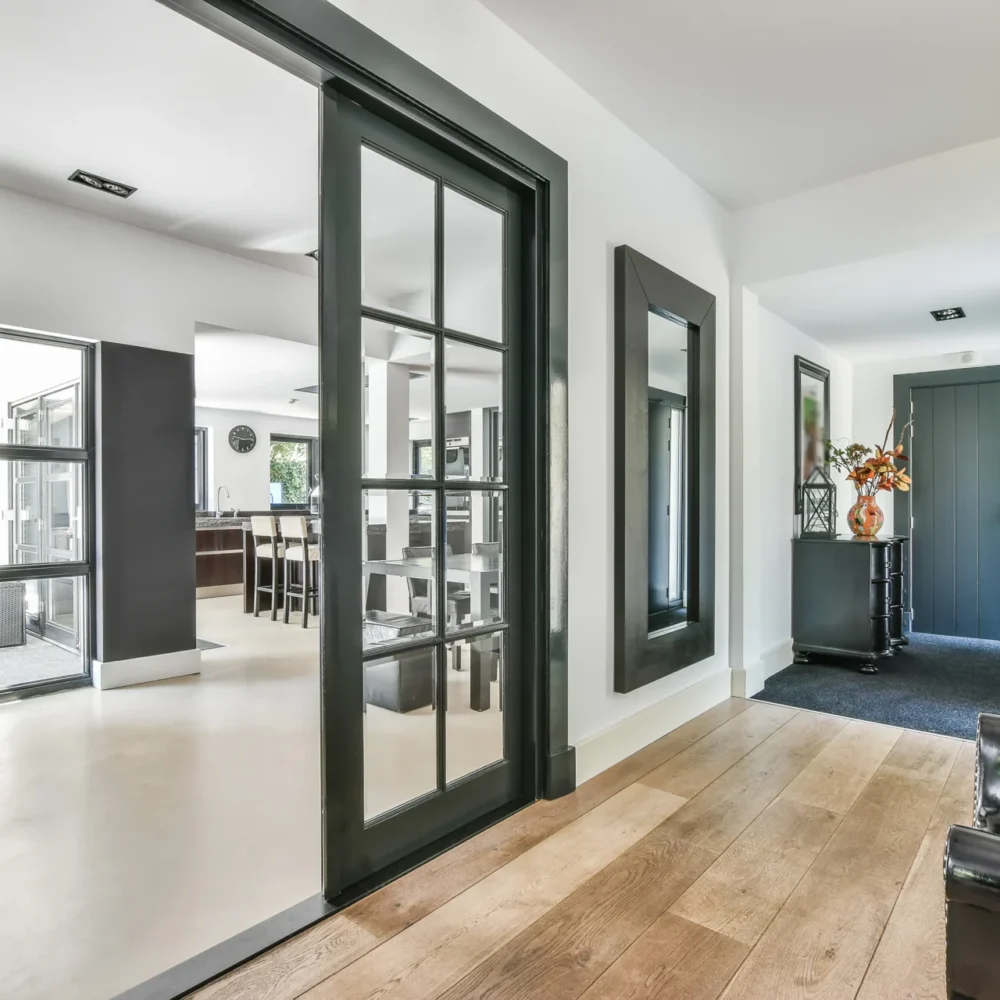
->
[305,249,319,261]
[931,306,965,322]
[68,168,136,199]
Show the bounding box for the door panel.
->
[911,380,1000,639]
[323,91,527,894]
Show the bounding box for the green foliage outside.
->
[270,440,309,504]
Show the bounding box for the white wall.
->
[327,0,733,773]
[0,186,316,354]
[755,307,853,657]
[852,349,1000,536]
[195,406,318,511]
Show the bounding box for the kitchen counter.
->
[196,517,247,530]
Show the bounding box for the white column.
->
[367,359,411,612]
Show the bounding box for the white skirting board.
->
[730,638,794,698]
[574,667,733,785]
[92,648,202,690]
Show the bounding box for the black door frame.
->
[121,2,570,996]
[894,364,1000,630]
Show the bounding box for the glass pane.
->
[445,631,504,784]
[444,187,503,342]
[363,320,435,480]
[269,437,313,506]
[363,489,437,651]
[0,337,83,448]
[364,644,438,820]
[444,339,503,482]
[0,576,86,691]
[0,461,84,565]
[647,310,689,636]
[445,491,503,633]
[361,145,435,323]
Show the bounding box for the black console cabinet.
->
[792,536,908,673]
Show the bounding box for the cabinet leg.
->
[793,651,810,665]
[860,661,878,675]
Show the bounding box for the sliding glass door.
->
[321,92,529,892]
[0,330,92,693]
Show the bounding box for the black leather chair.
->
[945,713,1000,1000]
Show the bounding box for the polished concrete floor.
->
[0,597,501,1000]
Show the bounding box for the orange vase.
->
[848,494,884,537]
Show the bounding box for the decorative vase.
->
[848,494,884,537]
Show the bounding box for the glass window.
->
[444,187,503,342]
[0,338,84,448]
[0,576,86,691]
[361,146,436,323]
[444,339,503,482]
[270,436,314,507]
[0,460,85,566]
[363,319,434,480]
[445,490,503,633]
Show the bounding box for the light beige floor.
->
[0,596,501,1000]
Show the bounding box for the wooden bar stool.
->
[250,516,284,620]
[280,515,319,628]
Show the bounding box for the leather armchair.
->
[945,713,1000,1000]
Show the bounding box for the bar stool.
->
[250,516,284,621]
[280,515,320,628]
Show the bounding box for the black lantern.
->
[801,466,837,538]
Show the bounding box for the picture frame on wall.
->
[794,356,831,515]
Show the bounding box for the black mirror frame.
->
[613,245,716,693]
[793,356,831,515]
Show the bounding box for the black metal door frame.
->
[120,2,570,996]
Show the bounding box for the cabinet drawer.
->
[870,580,890,616]
[889,606,903,642]
[888,541,902,574]
[890,573,903,607]
[870,615,890,653]
[870,545,890,580]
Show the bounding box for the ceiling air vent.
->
[68,169,136,199]
[930,307,965,322]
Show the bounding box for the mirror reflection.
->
[648,309,689,636]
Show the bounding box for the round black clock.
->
[228,425,256,454]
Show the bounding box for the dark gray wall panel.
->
[980,382,1000,640]
[96,341,196,662]
[911,387,935,633]
[955,384,980,637]
[931,386,957,635]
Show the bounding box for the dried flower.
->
[826,409,912,497]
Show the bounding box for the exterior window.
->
[270,435,316,508]
[194,427,208,511]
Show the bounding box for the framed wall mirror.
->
[614,245,715,693]
[793,356,831,515]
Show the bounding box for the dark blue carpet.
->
[754,632,1000,740]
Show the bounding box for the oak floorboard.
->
[657,710,846,855]
[780,718,901,816]
[670,797,841,946]
[640,702,798,800]
[580,913,749,1000]
[855,740,975,1000]
[667,697,753,743]
[298,783,687,1000]
[436,829,717,1000]
[718,730,959,1000]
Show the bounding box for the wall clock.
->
[228,425,256,454]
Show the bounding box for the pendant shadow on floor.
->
[754,632,1000,740]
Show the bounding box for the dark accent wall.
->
[96,341,196,662]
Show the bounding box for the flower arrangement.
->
[827,410,912,496]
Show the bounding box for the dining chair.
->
[280,515,320,628]
[250,516,284,621]
[402,544,469,669]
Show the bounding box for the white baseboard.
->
[92,648,202,690]
[731,638,794,698]
[575,667,733,784]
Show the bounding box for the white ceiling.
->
[195,328,319,418]
[754,235,1000,361]
[0,0,319,274]
[483,0,1000,208]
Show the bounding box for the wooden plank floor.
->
[191,699,974,1000]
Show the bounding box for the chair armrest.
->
[976,714,1000,832]
[946,824,1000,913]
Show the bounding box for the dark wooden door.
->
[910,381,1000,638]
